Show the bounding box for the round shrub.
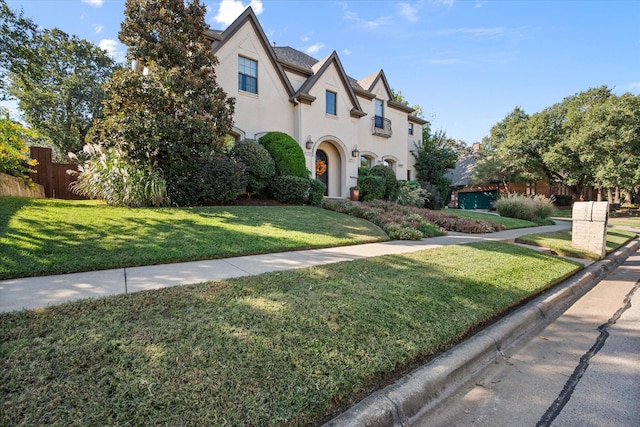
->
[370,165,397,200]
[171,153,246,206]
[229,139,275,197]
[358,175,385,201]
[258,132,308,178]
[271,175,310,204]
[308,179,326,206]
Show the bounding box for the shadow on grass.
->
[0,199,387,280]
[0,241,582,426]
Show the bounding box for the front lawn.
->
[516,227,637,260]
[0,242,581,426]
[0,197,388,279]
[450,209,540,229]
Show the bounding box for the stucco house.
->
[206,7,427,198]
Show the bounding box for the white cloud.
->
[305,43,325,55]
[343,48,352,55]
[81,0,104,7]
[99,39,125,63]
[436,27,506,37]
[300,35,310,43]
[626,82,640,93]
[214,0,263,27]
[398,3,419,22]
[93,24,104,34]
[343,10,392,30]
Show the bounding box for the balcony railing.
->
[372,116,392,138]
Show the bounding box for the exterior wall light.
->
[306,136,314,149]
[351,146,359,158]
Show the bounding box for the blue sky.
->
[3,0,639,144]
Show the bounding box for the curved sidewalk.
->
[0,221,572,313]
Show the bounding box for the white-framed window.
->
[408,122,414,135]
[326,90,337,115]
[360,155,373,168]
[238,56,258,94]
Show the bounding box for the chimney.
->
[472,142,481,152]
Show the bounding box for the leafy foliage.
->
[88,0,235,205]
[357,172,385,202]
[2,4,117,156]
[370,164,397,200]
[393,180,427,207]
[0,108,38,184]
[308,179,326,206]
[495,194,557,222]
[182,153,246,206]
[258,131,308,178]
[229,139,275,197]
[271,175,310,204]
[412,126,458,208]
[0,0,38,99]
[477,86,640,200]
[70,144,168,208]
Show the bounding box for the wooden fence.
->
[29,147,85,199]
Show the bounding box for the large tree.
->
[8,28,116,156]
[475,86,640,200]
[90,0,235,205]
[0,0,37,99]
[2,0,116,156]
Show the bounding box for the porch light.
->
[351,146,359,158]
[305,135,314,149]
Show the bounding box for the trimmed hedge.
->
[370,165,397,200]
[308,179,326,206]
[258,132,308,178]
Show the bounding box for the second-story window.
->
[326,90,337,115]
[238,56,258,94]
[374,99,384,129]
[408,122,414,135]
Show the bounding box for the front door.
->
[316,150,328,196]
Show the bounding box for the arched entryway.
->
[315,149,329,196]
[315,140,343,197]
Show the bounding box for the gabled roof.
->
[210,7,295,98]
[295,51,366,117]
[445,154,478,187]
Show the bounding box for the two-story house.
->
[207,7,427,198]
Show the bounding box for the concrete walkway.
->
[1,221,573,313]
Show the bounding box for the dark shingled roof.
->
[445,154,478,187]
[273,46,318,72]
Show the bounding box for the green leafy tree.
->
[0,0,37,99]
[391,88,423,118]
[7,28,116,156]
[89,0,235,205]
[0,107,38,184]
[412,125,458,207]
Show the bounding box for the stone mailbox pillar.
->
[571,201,609,258]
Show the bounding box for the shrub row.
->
[322,199,505,240]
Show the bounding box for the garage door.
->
[458,190,497,210]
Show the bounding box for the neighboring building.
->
[207,7,427,198]
[446,144,577,209]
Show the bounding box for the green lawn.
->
[0,197,388,279]
[0,242,581,426]
[516,227,637,260]
[609,215,640,228]
[450,209,540,228]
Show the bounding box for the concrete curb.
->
[323,237,640,427]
